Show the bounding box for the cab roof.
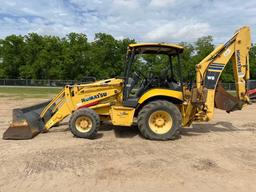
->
[128,43,184,55]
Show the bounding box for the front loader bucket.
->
[3,101,50,140]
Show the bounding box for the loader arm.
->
[183,26,251,126]
[40,80,123,130]
[3,78,123,139]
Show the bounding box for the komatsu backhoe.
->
[3,26,252,140]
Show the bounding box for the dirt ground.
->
[0,97,255,192]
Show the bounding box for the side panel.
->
[110,106,135,126]
[138,88,183,104]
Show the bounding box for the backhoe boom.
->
[183,26,251,126]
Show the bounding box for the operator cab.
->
[123,43,184,107]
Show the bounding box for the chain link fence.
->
[0,79,76,87]
[247,80,256,90]
[221,80,256,91]
[0,78,96,87]
[0,79,256,90]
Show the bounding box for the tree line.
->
[0,32,255,82]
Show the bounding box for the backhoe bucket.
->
[3,101,50,140]
[214,84,244,113]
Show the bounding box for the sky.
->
[0,0,255,44]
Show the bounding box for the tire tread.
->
[69,108,100,139]
[138,100,181,140]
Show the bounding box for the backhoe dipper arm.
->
[194,26,251,121]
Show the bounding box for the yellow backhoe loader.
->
[3,26,252,140]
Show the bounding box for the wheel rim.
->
[75,116,93,133]
[148,110,173,134]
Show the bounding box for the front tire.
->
[69,108,100,139]
[138,100,181,140]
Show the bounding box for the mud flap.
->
[214,84,244,113]
[3,101,51,140]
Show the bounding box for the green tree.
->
[61,33,90,80]
[249,44,256,79]
[0,35,25,78]
[89,33,135,79]
[21,33,65,79]
[21,33,46,79]
[0,32,255,83]
[193,36,215,63]
[179,36,214,82]
[179,42,195,82]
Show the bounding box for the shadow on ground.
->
[46,121,255,139]
[181,121,255,137]
[100,123,139,139]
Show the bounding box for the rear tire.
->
[69,108,100,139]
[138,100,181,140]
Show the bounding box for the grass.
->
[0,86,237,99]
[0,86,62,99]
